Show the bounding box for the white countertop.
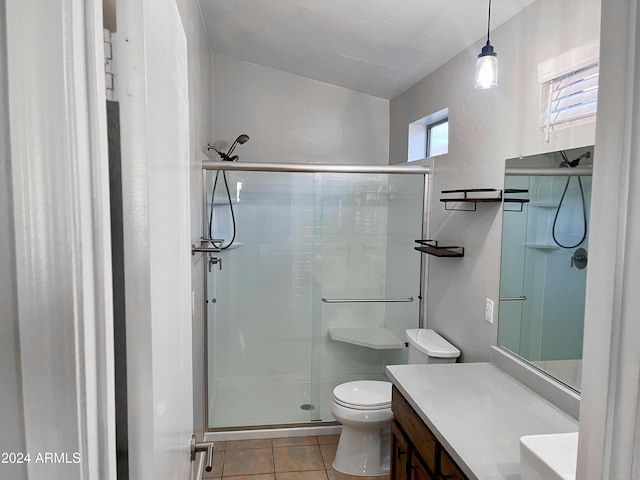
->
[386,363,578,480]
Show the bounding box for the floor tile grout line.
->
[216,435,345,479]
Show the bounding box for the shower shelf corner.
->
[528,201,559,208]
[328,327,405,350]
[525,243,561,250]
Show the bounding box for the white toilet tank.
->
[405,329,460,364]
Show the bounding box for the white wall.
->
[4,0,116,477]
[390,0,601,361]
[0,1,26,477]
[212,54,389,165]
[578,0,640,476]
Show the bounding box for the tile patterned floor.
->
[203,435,390,480]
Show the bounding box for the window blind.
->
[538,39,600,141]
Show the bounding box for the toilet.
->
[330,329,460,476]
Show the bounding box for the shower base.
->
[208,373,386,430]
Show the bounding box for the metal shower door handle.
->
[190,435,214,472]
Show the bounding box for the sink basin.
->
[520,432,578,480]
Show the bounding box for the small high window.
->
[408,108,449,161]
[427,119,449,157]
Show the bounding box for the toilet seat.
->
[332,380,392,410]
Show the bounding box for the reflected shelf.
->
[529,201,560,208]
[525,243,561,250]
[504,188,530,212]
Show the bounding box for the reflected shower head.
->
[559,150,591,168]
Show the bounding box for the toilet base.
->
[332,423,391,476]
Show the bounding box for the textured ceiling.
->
[199,0,536,99]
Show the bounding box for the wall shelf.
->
[328,327,405,350]
[440,188,503,211]
[414,240,464,257]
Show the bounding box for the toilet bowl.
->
[330,329,460,476]
[330,380,393,476]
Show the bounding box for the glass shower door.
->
[310,173,425,422]
[206,169,426,429]
[207,170,317,428]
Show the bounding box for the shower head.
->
[227,134,250,157]
[207,134,250,161]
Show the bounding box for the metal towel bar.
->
[321,297,414,304]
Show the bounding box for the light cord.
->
[486,0,492,45]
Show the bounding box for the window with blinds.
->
[538,39,600,141]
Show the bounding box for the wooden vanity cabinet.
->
[439,449,467,480]
[391,386,468,480]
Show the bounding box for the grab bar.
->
[321,297,414,304]
[499,295,528,301]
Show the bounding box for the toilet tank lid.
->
[405,329,460,358]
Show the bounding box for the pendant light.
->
[475,0,498,89]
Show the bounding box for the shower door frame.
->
[200,161,431,433]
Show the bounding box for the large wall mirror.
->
[498,146,593,392]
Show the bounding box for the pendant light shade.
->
[475,44,498,89]
[475,0,498,89]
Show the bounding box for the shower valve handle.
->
[209,256,222,272]
[571,248,588,269]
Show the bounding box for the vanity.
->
[386,363,578,480]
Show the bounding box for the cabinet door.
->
[439,449,468,480]
[391,421,411,480]
[411,454,436,480]
[392,387,438,472]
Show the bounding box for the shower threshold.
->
[207,373,386,431]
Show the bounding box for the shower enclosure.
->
[202,163,428,429]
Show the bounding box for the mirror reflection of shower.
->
[552,150,590,249]
[498,146,593,392]
[207,134,250,249]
